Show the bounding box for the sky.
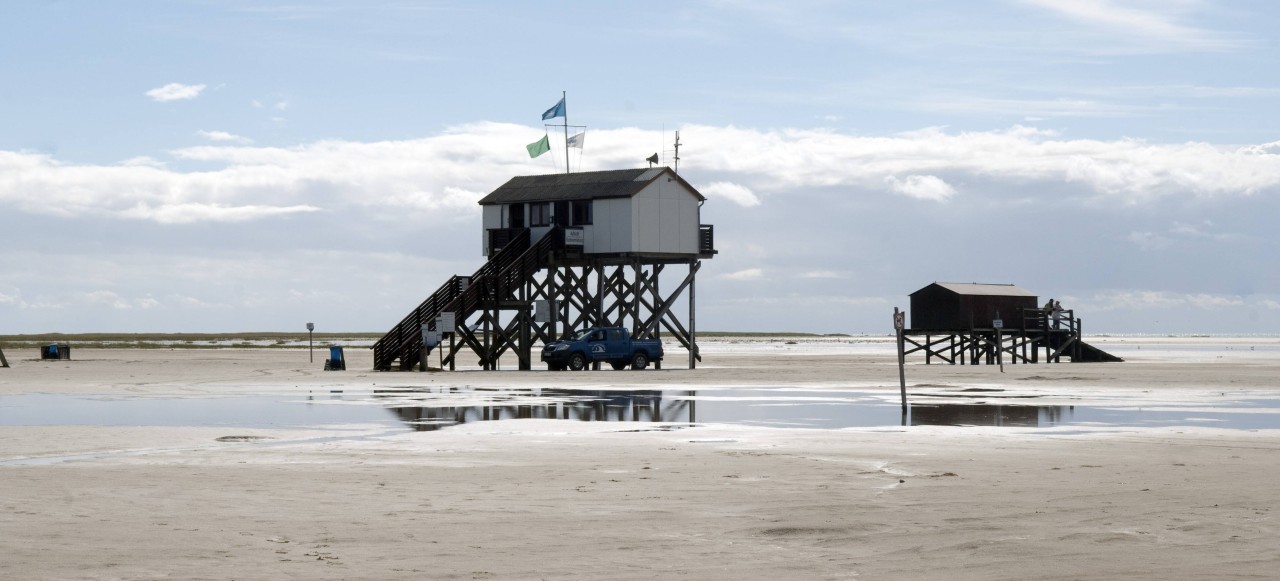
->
[2,0,1279,335]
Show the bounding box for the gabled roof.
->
[912,282,1037,297]
[477,167,706,205]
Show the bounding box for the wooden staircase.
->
[372,227,564,371]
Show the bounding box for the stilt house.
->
[373,166,716,372]
[902,281,1122,364]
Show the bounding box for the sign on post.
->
[994,317,1005,373]
[420,324,440,349]
[438,313,456,335]
[534,299,557,324]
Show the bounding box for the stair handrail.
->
[373,228,534,370]
[372,227,564,371]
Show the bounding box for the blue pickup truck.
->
[541,326,664,371]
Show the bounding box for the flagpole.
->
[568,89,573,174]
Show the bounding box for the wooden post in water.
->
[994,312,1004,373]
[894,307,907,414]
[0,346,8,368]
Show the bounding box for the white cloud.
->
[145,82,207,102]
[119,156,167,168]
[86,291,132,310]
[1019,0,1244,51]
[721,268,764,281]
[197,130,254,144]
[118,203,320,225]
[1127,231,1171,251]
[252,99,290,111]
[4,122,1280,227]
[801,270,846,279]
[1084,290,1247,311]
[885,174,956,201]
[701,181,762,207]
[669,124,1280,204]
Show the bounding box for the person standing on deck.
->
[1052,300,1063,329]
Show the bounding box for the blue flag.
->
[542,97,565,120]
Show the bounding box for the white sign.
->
[893,311,905,331]
[438,313,456,334]
[534,300,557,323]
[993,319,1004,329]
[564,227,585,247]
[420,324,440,348]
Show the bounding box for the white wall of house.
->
[629,179,700,254]
[586,197,631,254]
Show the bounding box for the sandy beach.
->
[3,337,1279,580]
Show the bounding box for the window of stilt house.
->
[529,202,551,226]
[571,200,593,225]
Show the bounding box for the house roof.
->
[477,167,706,205]
[912,282,1038,298]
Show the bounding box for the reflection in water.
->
[2,390,1277,431]
[374,387,1080,431]
[908,404,1075,427]
[376,388,697,432]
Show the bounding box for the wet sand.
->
[2,339,1279,579]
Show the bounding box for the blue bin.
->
[324,346,345,371]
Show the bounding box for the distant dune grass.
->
[0,332,381,349]
[0,331,854,349]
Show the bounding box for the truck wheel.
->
[569,353,587,371]
[631,352,649,370]
[611,362,628,371]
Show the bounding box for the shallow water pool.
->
[3,387,1279,431]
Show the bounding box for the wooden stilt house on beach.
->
[903,282,1121,364]
[372,167,716,372]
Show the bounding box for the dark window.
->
[571,200,593,225]
[508,203,524,228]
[530,202,551,226]
[554,201,570,227]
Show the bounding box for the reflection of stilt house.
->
[377,388,693,431]
[373,167,716,371]
[903,282,1121,364]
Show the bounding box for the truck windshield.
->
[570,329,594,341]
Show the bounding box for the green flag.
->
[526,134,550,158]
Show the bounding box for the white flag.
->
[566,132,585,148]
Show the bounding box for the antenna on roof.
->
[673,130,681,175]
